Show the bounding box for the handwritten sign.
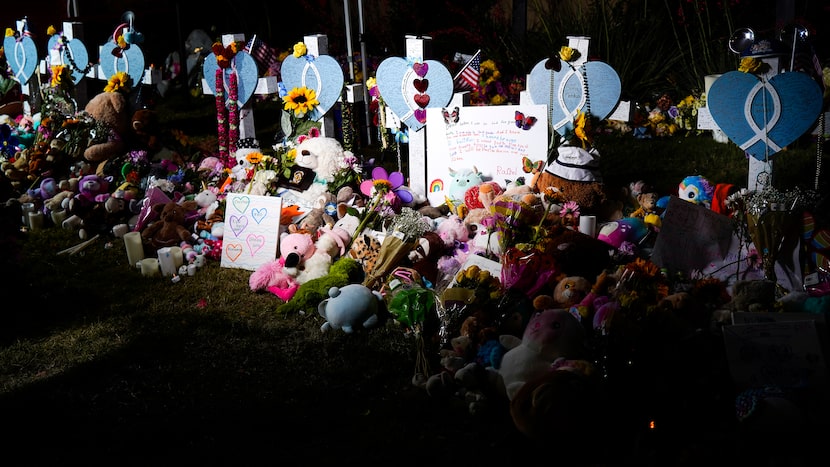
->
[651,196,735,273]
[424,104,548,206]
[220,193,283,271]
[723,320,828,390]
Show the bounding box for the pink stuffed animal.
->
[249,232,315,301]
[489,295,587,401]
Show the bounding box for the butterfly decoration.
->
[544,54,562,71]
[392,127,409,144]
[442,106,460,125]
[515,111,537,130]
[522,157,544,175]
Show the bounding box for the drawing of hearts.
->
[230,215,249,237]
[707,70,823,161]
[251,208,267,224]
[280,53,345,121]
[46,34,90,84]
[4,35,38,85]
[414,94,430,108]
[232,196,251,213]
[246,234,265,256]
[527,59,621,136]
[376,57,453,132]
[99,41,146,89]
[202,51,259,107]
[225,243,243,262]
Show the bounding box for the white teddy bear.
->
[288,136,352,209]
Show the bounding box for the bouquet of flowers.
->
[726,185,820,283]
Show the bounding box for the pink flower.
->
[559,201,580,218]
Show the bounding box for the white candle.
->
[21,202,35,228]
[157,247,177,277]
[579,215,597,238]
[123,232,145,267]
[28,211,44,231]
[140,258,160,277]
[170,246,184,269]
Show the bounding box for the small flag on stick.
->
[453,49,481,92]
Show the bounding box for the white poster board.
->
[424,104,549,206]
[221,193,283,271]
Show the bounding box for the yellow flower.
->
[46,25,57,36]
[738,57,764,73]
[104,71,130,93]
[574,109,590,147]
[245,151,264,165]
[5,28,14,37]
[230,41,242,54]
[293,42,307,58]
[283,86,320,118]
[490,94,506,105]
[116,34,128,49]
[284,148,297,164]
[50,65,67,87]
[366,77,377,89]
[559,46,577,62]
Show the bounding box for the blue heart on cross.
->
[46,34,90,85]
[99,41,146,89]
[375,57,453,132]
[527,58,621,137]
[280,53,345,121]
[707,70,823,160]
[4,35,38,85]
[202,51,259,108]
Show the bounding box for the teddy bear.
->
[406,230,447,287]
[249,232,315,301]
[286,136,352,209]
[629,183,663,220]
[64,174,113,225]
[487,294,587,401]
[317,283,383,333]
[129,107,161,152]
[552,275,592,309]
[141,199,199,251]
[83,91,130,176]
[295,208,359,285]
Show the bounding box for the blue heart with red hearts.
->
[375,57,453,132]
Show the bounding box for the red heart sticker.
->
[414,93,430,108]
[413,78,429,93]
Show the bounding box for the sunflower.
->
[104,71,131,93]
[283,87,320,118]
[245,151,264,165]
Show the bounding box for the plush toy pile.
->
[2,79,829,443]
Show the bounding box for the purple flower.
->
[359,166,413,204]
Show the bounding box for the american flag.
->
[244,35,281,77]
[453,49,481,92]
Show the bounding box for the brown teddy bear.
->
[83,91,129,176]
[130,108,161,152]
[141,199,199,251]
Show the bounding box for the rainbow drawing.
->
[429,179,444,193]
